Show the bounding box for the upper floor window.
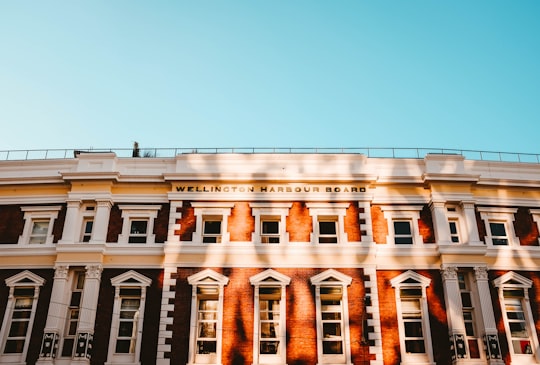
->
[117,205,161,244]
[381,205,424,245]
[307,203,348,244]
[187,269,229,365]
[390,270,434,365]
[250,203,291,244]
[0,271,45,364]
[493,272,540,363]
[18,206,61,245]
[106,271,151,364]
[478,207,518,246]
[80,205,95,243]
[310,269,352,365]
[192,203,234,244]
[250,269,291,365]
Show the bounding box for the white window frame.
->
[310,269,353,365]
[446,205,466,244]
[493,272,540,364]
[79,204,96,243]
[192,203,234,244]
[456,271,484,360]
[528,209,540,245]
[0,271,45,364]
[18,206,61,245]
[59,270,85,358]
[250,269,291,365]
[105,271,151,365]
[478,207,518,246]
[187,269,229,365]
[250,203,292,244]
[117,205,161,244]
[390,270,435,365]
[307,203,348,244]
[381,205,424,245]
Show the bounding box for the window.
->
[250,269,290,365]
[457,272,482,359]
[381,205,424,245]
[318,219,338,244]
[250,203,291,244]
[117,205,161,244]
[187,269,229,365]
[311,269,352,365]
[478,207,518,246]
[202,217,222,243]
[390,271,434,365]
[61,271,85,358]
[18,206,61,245]
[393,220,413,244]
[449,220,460,243]
[81,218,94,243]
[106,271,151,365]
[192,203,234,244]
[493,272,539,363]
[307,203,348,244]
[0,271,45,364]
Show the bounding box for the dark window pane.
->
[4,339,25,353]
[8,321,29,337]
[61,339,75,357]
[461,292,472,307]
[449,222,457,234]
[130,220,147,234]
[490,222,506,236]
[404,322,423,337]
[405,339,425,353]
[197,340,216,354]
[319,221,336,235]
[262,221,279,234]
[323,323,341,337]
[204,221,221,234]
[115,339,133,353]
[323,341,343,354]
[118,322,134,337]
[395,236,413,244]
[394,221,411,235]
[260,341,279,354]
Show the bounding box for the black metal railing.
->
[1,147,539,163]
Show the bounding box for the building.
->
[1,149,540,365]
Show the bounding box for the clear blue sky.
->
[1,1,539,153]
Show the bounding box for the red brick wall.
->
[171,267,368,365]
[515,207,539,246]
[177,201,195,241]
[419,205,435,244]
[0,205,24,243]
[287,202,312,242]
[345,203,362,242]
[371,205,388,244]
[228,202,255,241]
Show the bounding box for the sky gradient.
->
[1,1,539,153]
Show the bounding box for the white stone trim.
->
[187,269,229,365]
[307,203,349,244]
[0,271,45,364]
[390,270,435,365]
[478,207,519,247]
[117,205,162,244]
[380,205,424,245]
[250,269,290,365]
[310,269,352,365]
[250,203,292,244]
[18,205,62,245]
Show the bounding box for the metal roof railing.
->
[0,147,540,164]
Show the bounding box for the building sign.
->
[174,184,366,194]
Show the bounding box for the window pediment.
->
[390,270,431,288]
[310,269,352,286]
[5,270,45,287]
[493,271,532,288]
[188,269,229,286]
[110,270,152,287]
[250,269,291,286]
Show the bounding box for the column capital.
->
[85,265,103,279]
[54,265,70,279]
[441,265,458,280]
[474,266,489,281]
